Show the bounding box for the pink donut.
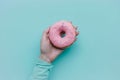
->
[49,21,76,49]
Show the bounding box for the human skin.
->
[40,26,79,63]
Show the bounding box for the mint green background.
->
[0,0,120,80]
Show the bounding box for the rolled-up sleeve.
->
[30,58,53,80]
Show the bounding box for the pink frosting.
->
[49,21,76,49]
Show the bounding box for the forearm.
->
[30,57,53,80]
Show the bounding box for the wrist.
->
[40,54,51,63]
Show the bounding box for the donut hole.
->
[60,31,66,38]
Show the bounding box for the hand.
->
[40,26,79,63]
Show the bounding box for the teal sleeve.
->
[30,58,53,80]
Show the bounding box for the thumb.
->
[42,27,50,40]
